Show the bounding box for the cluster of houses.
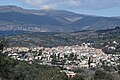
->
[3,43,120,78]
[3,43,120,69]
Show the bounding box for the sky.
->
[0,0,120,17]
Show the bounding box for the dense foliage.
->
[0,54,68,80]
[0,40,68,80]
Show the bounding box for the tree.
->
[68,53,75,60]
[70,75,85,80]
[93,69,114,80]
[94,69,106,80]
[51,54,57,64]
[117,65,120,75]
[0,38,7,52]
[0,52,18,80]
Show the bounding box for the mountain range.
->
[0,5,120,33]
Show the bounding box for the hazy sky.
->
[0,0,120,17]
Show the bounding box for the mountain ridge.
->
[0,5,120,32]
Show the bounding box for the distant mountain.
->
[0,5,120,33]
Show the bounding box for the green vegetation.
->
[94,69,107,80]
[0,39,68,80]
[117,65,120,75]
[93,69,114,80]
[0,58,68,80]
[0,55,68,80]
[70,75,85,80]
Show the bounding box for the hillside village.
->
[3,43,120,71]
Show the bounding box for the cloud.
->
[41,5,52,10]
[69,0,81,6]
[21,0,120,10]
[22,0,60,9]
[24,0,45,8]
